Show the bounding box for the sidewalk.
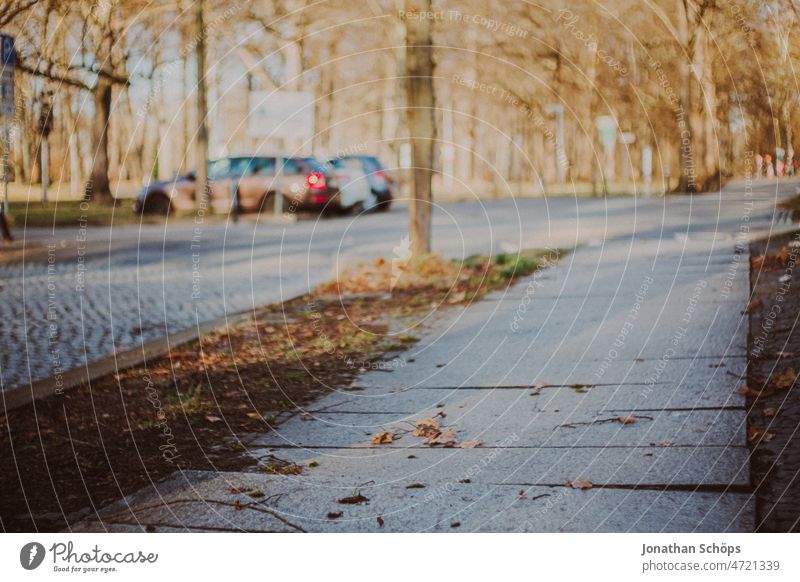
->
[74,227,754,532]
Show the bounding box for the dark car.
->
[326,155,394,211]
[133,155,341,215]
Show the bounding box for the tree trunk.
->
[404,0,435,257]
[85,77,113,203]
[195,0,209,207]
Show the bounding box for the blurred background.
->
[0,0,797,207]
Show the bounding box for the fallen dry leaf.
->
[205,415,223,423]
[567,477,593,490]
[371,431,394,445]
[772,368,797,390]
[413,417,440,437]
[427,428,456,447]
[377,516,385,527]
[246,412,262,420]
[778,351,795,359]
[458,440,483,448]
[616,415,637,425]
[736,385,763,398]
[659,440,674,447]
[338,493,369,505]
[763,407,779,417]
[748,426,775,444]
[742,299,763,314]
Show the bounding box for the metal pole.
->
[274,156,283,215]
[2,116,8,216]
[41,135,49,206]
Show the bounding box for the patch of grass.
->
[5,200,209,228]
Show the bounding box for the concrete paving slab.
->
[248,409,745,449]
[77,470,753,533]
[265,445,750,488]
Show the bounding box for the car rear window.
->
[294,157,326,174]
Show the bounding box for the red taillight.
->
[307,172,326,190]
[374,170,386,178]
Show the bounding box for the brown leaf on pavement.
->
[566,477,593,490]
[748,426,775,444]
[736,385,762,398]
[377,516,385,527]
[205,415,223,423]
[616,415,637,425]
[458,440,483,448]
[742,299,763,314]
[772,368,797,390]
[338,493,369,505]
[413,417,440,437]
[371,431,394,445]
[659,440,674,447]
[427,428,456,447]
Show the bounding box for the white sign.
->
[596,115,616,146]
[1,33,14,118]
[248,90,314,141]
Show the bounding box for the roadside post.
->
[274,156,283,215]
[1,32,15,241]
[642,145,653,197]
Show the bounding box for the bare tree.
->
[404,0,435,256]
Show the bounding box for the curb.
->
[1,310,255,414]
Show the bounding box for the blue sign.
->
[1,33,14,117]
[1,34,14,67]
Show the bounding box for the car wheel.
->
[143,193,171,215]
[375,191,392,212]
[259,192,292,214]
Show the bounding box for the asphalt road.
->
[0,179,795,393]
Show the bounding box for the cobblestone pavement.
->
[0,182,793,394]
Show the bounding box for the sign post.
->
[1,33,15,241]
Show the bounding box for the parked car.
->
[326,155,394,212]
[133,155,341,215]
